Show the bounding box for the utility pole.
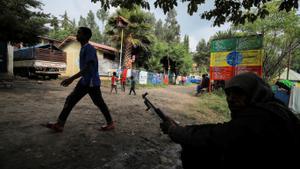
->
[116,16,129,78]
[119,28,124,78]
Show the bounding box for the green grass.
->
[136,83,168,89]
[136,82,195,89]
[197,90,231,122]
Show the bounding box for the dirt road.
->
[0,79,223,169]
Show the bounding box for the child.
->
[121,74,126,92]
[129,75,136,95]
[111,72,118,94]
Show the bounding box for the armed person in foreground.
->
[160,72,300,169]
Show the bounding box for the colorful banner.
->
[209,66,234,80]
[235,66,262,76]
[210,49,263,67]
[210,35,263,80]
[210,66,262,80]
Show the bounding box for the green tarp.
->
[278,79,294,89]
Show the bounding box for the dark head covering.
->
[224,72,274,105]
[225,72,300,135]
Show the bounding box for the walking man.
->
[44,27,114,132]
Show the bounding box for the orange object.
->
[121,68,128,82]
[163,74,169,85]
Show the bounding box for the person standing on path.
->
[44,27,114,132]
[129,75,136,95]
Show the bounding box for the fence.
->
[121,69,192,86]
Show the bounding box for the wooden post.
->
[287,49,291,80]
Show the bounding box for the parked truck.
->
[14,44,66,79]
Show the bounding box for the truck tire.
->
[50,74,58,79]
[27,71,32,78]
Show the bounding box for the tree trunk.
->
[124,34,133,69]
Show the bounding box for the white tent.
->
[289,85,300,114]
[278,68,300,81]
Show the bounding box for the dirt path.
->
[0,79,203,169]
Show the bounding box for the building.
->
[58,36,119,77]
[38,36,62,47]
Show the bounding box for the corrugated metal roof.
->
[15,44,61,51]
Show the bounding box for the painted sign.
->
[210,35,263,80]
[139,71,148,84]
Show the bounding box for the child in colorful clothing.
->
[110,72,118,94]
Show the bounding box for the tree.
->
[163,9,180,43]
[0,0,48,43]
[154,19,164,41]
[61,11,72,30]
[153,8,186,76]
[148,39,193,76]
[91,0,298,26]
[169,43,191,76]
[86,10,97,30]
[106,6,155,69]
[183,35,189,52]
[169,43,193,76]
[50,16,59,32]
[193,39,210,72]
[150,8,192,76]
[78,16,88,27]
[210,29,237,40]
[233,1,300,80]
[97,8,109,32]
[147,39,168,72]
[86,10,102,43]
[48,11,77,41]
[291,49,300,73]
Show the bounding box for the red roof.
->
[58,36,118,53]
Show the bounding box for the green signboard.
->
[211,38,236,52]
[211,35,263,52]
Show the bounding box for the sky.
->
[40,0,230,52]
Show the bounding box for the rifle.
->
[142,92,167,121]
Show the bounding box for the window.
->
[103,53,116,61]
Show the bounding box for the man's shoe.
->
[99,122,115,131]
[43,122,64,132]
